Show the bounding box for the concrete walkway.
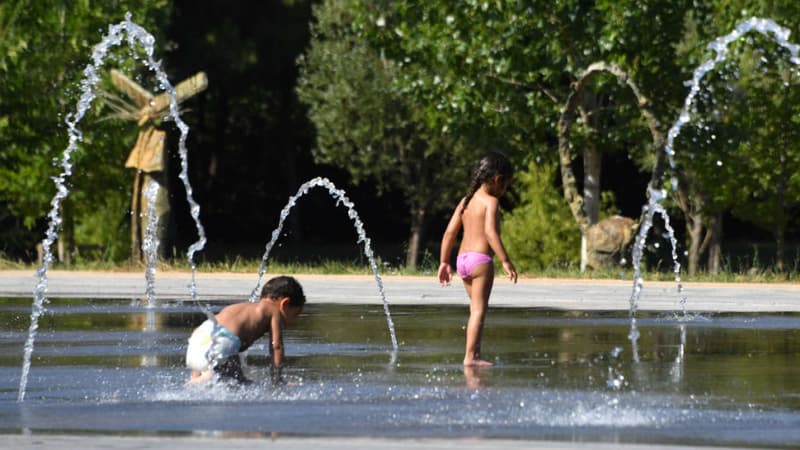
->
[0,269,798,311]
[0,434,756,450]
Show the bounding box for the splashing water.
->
[628,199,684,363]
[248,177,399,356]
[142,179,160,306]
[627,17,800,356]
[18,13,207,402]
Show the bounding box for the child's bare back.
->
[214,301,272,352]
[458,189,500,256]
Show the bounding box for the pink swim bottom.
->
[456,252,493,280]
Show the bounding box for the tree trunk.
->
[707,213,722,275]
[557,62,664,271]
[405,206,426,269]
[130,169,142,263]
[58,200,73,266]
[675,184,704,276]
[686,214,703,276]
[580,233,588,272]
[583,141,601,225]
[580,92,602,226]
[774,224,785,271]
[774,73,791,272]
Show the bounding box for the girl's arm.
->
[483,197,517,283]
[438,199,464,286]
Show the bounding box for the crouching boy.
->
[185,275,305,384]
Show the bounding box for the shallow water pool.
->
[1,298,798,447]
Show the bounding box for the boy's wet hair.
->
[461,151,514,214]
[260,275,306,307]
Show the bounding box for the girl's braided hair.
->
[461,151,513,215]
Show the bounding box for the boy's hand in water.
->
[438,262,452,286]
[503,260,518,283]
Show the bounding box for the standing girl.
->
[438,151,517,366]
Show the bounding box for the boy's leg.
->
[462,263,494,366]
[187,369,212,385]
[215,355,250,383]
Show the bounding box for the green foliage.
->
[298,0,475,190]
[673,5,800,264]
[721,42,800,238]
[352,0,692,163]
[350,0,800,271]
[72,189,131,262]
[298,0,409,190]
[0,0,171,259]
[297,0,477,265]
[348,0,697,269]
[4,0,800,271]
[502,162,580,271]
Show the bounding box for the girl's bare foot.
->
[463,358,493,367]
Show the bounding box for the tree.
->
[353,0,692,269]
[0,1,171,262]
[297,0,473,268]
[675,33,800,271]
[503,161,581,271]
[557,62,665,269]
[672,2,800,273]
